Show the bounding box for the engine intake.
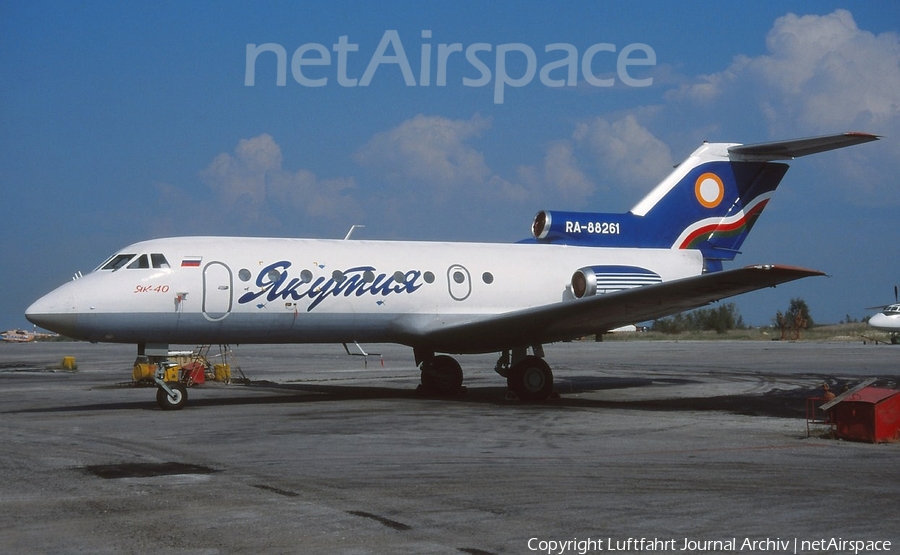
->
[571,265,663,299]
[532,210,627,245]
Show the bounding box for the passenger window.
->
[101,254,136,271]
[151,253,170,269]
[128,255,149,269]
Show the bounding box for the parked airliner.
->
[868,286,900,344]
[26,132,878,409]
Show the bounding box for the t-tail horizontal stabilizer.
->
[728,132,880,161]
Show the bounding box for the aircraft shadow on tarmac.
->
[8,372,882,419]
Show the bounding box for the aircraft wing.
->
[410,265,824,354]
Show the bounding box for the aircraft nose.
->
[26,282,79,337]
[868,313,888,329]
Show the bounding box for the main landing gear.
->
[418,354,465,397]
[415,346,555,401]
[505,355,554,401]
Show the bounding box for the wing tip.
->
[745,264,826,278]
[844,131,881,140]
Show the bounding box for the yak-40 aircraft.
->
[27,132,878,409]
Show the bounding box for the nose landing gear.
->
[155,381,188,410]
[153,363,188,410]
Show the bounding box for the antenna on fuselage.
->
[344,225,365,240]
[343,341,382,368]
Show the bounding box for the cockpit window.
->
[99,253,170,271]
[100,254,136,271]
[151,253,170,269]
[127,255,150,269]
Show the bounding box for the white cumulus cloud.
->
[540,140,595,203]
[573,114,675,192]
[199,133,360,233]
[672,9,900,136]
[524,114,673,209]
[200,134,279,219]
[354,114,526,201]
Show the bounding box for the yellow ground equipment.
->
[214,363,231,383]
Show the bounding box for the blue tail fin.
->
[530,132,878,271]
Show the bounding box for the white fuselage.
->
[26,236,704,352]
[869,304,900,333]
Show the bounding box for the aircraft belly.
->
[73,311,455,345]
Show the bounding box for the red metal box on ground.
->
[181,362,206,385]
[832,387,900,443]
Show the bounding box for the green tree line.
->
[651,302,745,334]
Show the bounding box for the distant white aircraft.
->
[1,326,56,343]
[867,286,900,344]
[1,329,37,343]
[26,132,878,409]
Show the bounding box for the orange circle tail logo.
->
[695,173,724,209]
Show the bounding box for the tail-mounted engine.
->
[532,210,628,245]
[571,265,662,298]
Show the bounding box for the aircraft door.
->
[202,261,233,321]
[447,264,471,301]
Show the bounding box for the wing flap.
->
[412,265,824,354]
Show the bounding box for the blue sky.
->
[2,1,899,329]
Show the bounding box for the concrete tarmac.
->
[1,340,898,555]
